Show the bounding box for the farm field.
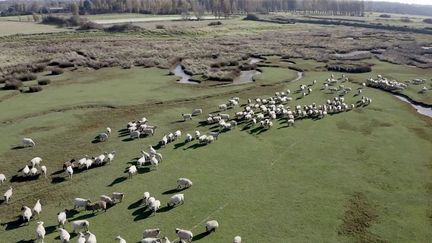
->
[0,11,431,243]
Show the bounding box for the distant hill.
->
[365,1,432,16]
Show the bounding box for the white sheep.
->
[149,146,157,155]
[97,132,109,142]
[128,165,137,178]
[57,210,67,227]
[194,131,201,139]
[0,173,5,184]
[167,194,184,207]
[77,232,86,243]
[174,130,182,138]
[149,200,161,215]
[73,198,91,210]
[130,131,141,139]
[233,236,242,243]
[185,133,193,142]
[30,167,38,176]
[58,228,70,243]
[160,136,168,146]
[35,221,46,243]
[219,104,227,111]
[65,166,73,179]
[106,127,112,134]
[116,235,127,243]
[40,166,47,178]
[112,192,125,202]
[176,228,193,243]
[182,113,192,121]
[21,205,32,223]
[85,231,97,243]
[72,220,89,233]
[141,238,160,243]
[205,220,219,232]
[3,186,12,203]
[30,157,42,167]
[147,197,156,207]
[33,199,42,217]
[143,228,161,238]
[162,237,170,243]
[22,165,30,176]
[192,108,203,116]
[142,192,150,205]
[22,138,35,147]
[100,195,115,205]
[106,151,116,163]
[177,178,193,189]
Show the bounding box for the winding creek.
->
[394,94,432,118]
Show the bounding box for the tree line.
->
[0,0,366,17]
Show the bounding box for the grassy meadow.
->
[0,55,431,243]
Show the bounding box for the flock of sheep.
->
[0,72,377,243]
[367,75,431,93]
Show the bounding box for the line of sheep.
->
[62,151,117,179]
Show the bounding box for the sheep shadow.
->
[91,139,103,144]
[172,119,187,124]
[133,209,153,221]
[107,176,128,187]
[197,121,209,127]
[11,145,26,150]
[162,187,187,195]
[71,212,96,221]
[192,231,211,241]
[184,143,206,150]
[51,176,66,184]
[249,127,265,134]
[122,137,134,142]
[174,141,188,149]
[45,225,57,234]
[1,217,25,230]
[16,240,34,243]
[0,198,5,205]
[51,169,64,176]
[10,174,40,183]
[157,206,174,213]
[128,199,143,210]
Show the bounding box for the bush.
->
[3,79,22,90]
[326,63,372,73]
[244,14,259,21]
[423,18,432,24]
[104,23,142,32]
[379,14,391,18]
[32,63,46,72]
[155,24,165,29]
[17,73,37,81]
[58,62,74,68]
[38,79,51,85]
[28,85,43,93]
[400,17,412,23]
[42,15,86,27]
[51,68,64,75]
[78,21,103,30]
[208,21,223,26]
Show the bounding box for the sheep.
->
[72,220,90,233]
[219,113,230,120]
[21,206,32,223]
[97,132,109,142]
[77,232,86,243]
[33,199,42,218]
[22,138,35,147]
[86,201,107,213]
[112,192,125,202]
[57,210,67,227]
[73,198,91,210]
[167,194,184,207]
[106,151,116,164]
[115,236,127,243]
[142,192,150,205]
[130,131,141,139]
[58,228,70,243]
[40,165,47,178]
[233,236,242,243]
[194,131,201,139]
[185,133,193,142]
[65,165,73,179]
[160,136,168,146]
[177,178,193,189]
[30,167,38,176]
[208,131,220,140]
[35,221,46,243]
[149,146,157,155]
[149,200,161,215]
[30,157,42,167]
[198,135,208,144]
[143,228,161,238]
[147,197,156,207]
[22,165,30,176]
[192,108,203,116]
[174,130,182,138]
[128,165,137,178]
[100,195,115,205]
[3,186,12,203]
[150,156,159,170]
[106,127,112,134]
[155,153,163,163]
[85,231,97,243]
[205,220,219,233]
[141,238,161,243]
[175,228,193,243]
[219,104,227,111]
[182,113,192,121]
[0,173,5,184]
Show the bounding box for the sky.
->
[369,0,432,5]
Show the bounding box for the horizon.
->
[368,0,432,5]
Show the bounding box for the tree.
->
[71,2,79,16]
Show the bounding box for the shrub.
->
[423,18,432,24]
[379,14,391,18]
[58,62,74,68]
[51,68,64,75]
[326,63,371,73]
[244,14,259,21]
[38,79,51,85]
[33,63,46,72]
[17,73,37,81]
[104,23,142,32]
[155,24,165,29]
[400,17,412,23]
[28,85,43,93]
[3,79,23,90]
[42,15,86,27]
[208,21,222,26]
[78,21,103,30]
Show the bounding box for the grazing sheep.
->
[3,186,12,203]
[177,178,193,189]
[233,236,242,243]
[22,138,35,147]
[100,195,115,205]
[130,131,141,139]
[160,136,168,146]
[57,210,67,227]
[205,220,219,232]
[143,228,161,238]
[35,221,46,243]
[142,192,150,205]
[72,220,90,233]
[77,232,86,243]
[106,151,116,164]
[112,192,125,202]
[33,199,42,217]
[115,236,127,243]
[128,165,137,178]
[30,167,38,176]
[182,113,192,121]
[154,153,163,163]
[147,197,155,207]
[185,133,193,142]
[174,130,182,138]
[58,228,70,243]
[149,200,161,215]
[30,157,42,167]
[141,238,161,243]
[194,131,201,139]
[97,132,109,142]
[85,231,97,243]
[106,127,112,134]
[192,108,203,116]
[65,166,73,179]
[149,146,157,155]
[40,166,47,178]
[0,173,5,184]
[86,201,107,213]
[21,206,32,223]
[175,228,193,243]
[73,198,91,210]
[167,194,184,207]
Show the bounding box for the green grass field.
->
[0,56,431,242]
